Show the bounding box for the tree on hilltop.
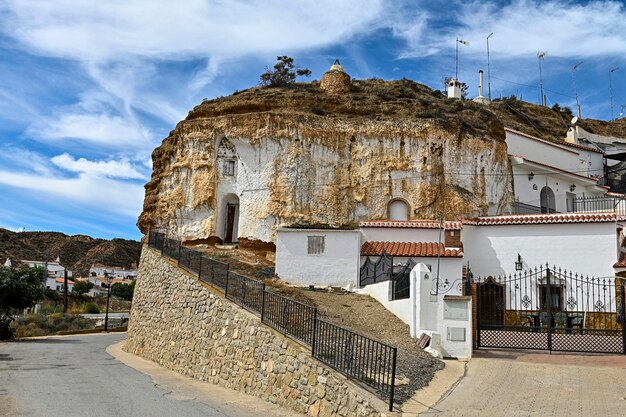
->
[259,56,311,87]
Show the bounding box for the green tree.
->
[0,266,44,339]
[259,56,311,87]
[111,281,135,301]
[72,280,94,296]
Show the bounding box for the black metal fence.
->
[262,291,317,345]
[572,195,626,216]
[313,319,397,403]
[146,230,398,410]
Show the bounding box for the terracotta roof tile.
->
[360,241,462,257]
[359,220,463,230]
[558,140,604,154]
[465,212,616,226]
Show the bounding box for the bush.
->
[13,313,94,337]
[111,281,135,301]
[83,302,100,314]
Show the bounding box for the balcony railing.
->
[572,196,626,216]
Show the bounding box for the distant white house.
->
[22,258,72,278]
[89,264,137,280]
[45,277,74,292]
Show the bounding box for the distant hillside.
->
[0,229,141,277]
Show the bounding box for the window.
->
[307,236,325,254]
[223,160,236,176]
[388,199,409,221]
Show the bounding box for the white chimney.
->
[473,69,489,104]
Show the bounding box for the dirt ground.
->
[193,244,444,404]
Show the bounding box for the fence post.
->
[546,267,552,352]
[198,255,202,279]
[261,285,266,322]
[622,284,626,355]
[177,241,182,266]
[225,270,229,298]
[311,308,318,355]
[476,282,481,349]
[388,347,397,412]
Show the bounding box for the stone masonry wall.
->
[125,246,390,417]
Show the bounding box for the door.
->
[478,282,505,326]
[225,204,237,243]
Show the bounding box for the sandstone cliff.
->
[138,78,515,243]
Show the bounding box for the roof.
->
[465,212,617,226]
[505,127,578,155]
[558,140,604,154]
[511,155,603,183]
[359,220,463,230]
[54,278,74,284]
[361,241,463,257]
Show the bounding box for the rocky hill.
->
[138,76,625,243]
[0,228,141,277]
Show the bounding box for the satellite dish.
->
[570,116,578,125]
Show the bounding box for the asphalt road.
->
[0,333,297,417]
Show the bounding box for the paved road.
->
[421,349,626,416]
[0,333,297,417]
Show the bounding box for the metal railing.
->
[313,319,397,405]
[514,202,558,215]
[146,230,398,410]
[262,291,317,345]
[572,195,626,215]
[226,271,265,314]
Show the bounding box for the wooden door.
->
[479,282,505,326]
[225,204,237,243]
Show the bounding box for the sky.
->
[0,0,625,241]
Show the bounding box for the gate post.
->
[476,282,481,349]
[621,284,626,355]
[546,267,552,352]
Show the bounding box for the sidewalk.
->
[420,349,626,417]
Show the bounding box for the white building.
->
[22,258,72,278]
[45,277,74,292]
[89,264,137,280]
[505,128,607,214]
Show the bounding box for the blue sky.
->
[0,0,625,240]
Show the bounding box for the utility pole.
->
[572,62,583,118]
[537,51,547,106]
[104,272,112,331]
[609,67,619,121]
[486,32,493,101]
[455,37,469,81]
[63,268,68,313]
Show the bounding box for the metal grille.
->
[307,236,325,254]
[262,291,316,344]
[391,259,416,300]
[162,238,180,260]
[359,252,393,287]
[475,264,626,354]
[313,319,397,410]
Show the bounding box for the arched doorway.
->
[388,199,409,221]
[540,186,556,213]
[222,194,239,243]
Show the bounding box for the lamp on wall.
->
[528,172,535,181]
[515,254,523,271]
[570,184,576,192]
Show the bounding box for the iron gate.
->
[475,264,626,354]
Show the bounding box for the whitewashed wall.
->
[463,222,618,278]
[275,229,360,287]
[357,280,412,324]
[506,130,581,172]
[511,164,605,212]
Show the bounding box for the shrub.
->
[83,302,100,314]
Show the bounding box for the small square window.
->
[223,160,236,176]
[307,236,325,254]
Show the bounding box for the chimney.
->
[473,70,489,105]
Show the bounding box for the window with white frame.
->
[307,236,325,254]
[223,160,236,176]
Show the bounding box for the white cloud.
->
[51,153,147,180]
[28,112,152,148]
[392,0,626,59]
[1,0,385,62]
[0,169,144,218]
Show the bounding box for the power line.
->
[491,75,575,100]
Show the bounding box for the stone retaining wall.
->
[125,246,391,417]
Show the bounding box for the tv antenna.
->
[537,51,547,106]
